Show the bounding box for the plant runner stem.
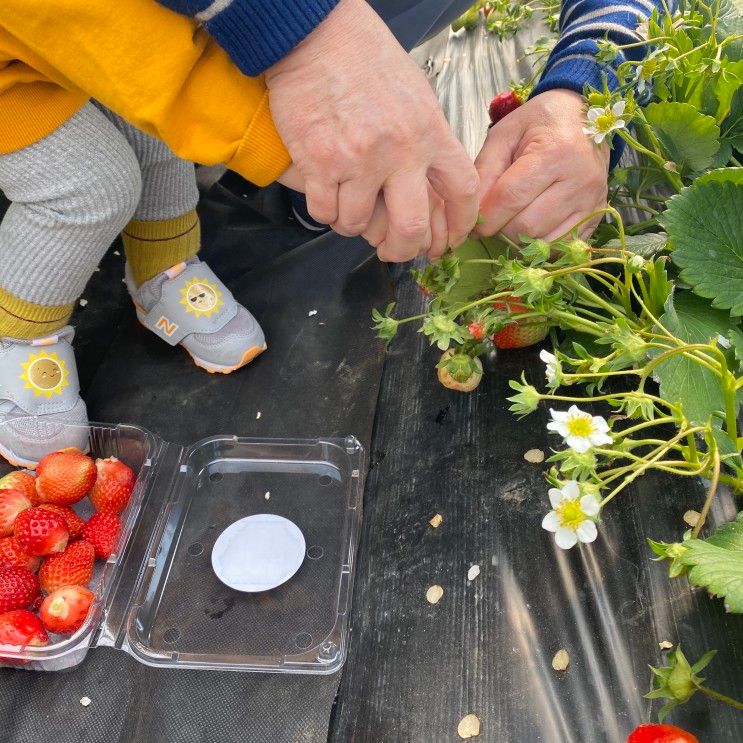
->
[692,446,721,538]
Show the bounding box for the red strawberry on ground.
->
[0,566,40,613]
[0,471,38,505]
[82,512,121,559]
[0,537,41,573]
[40,586,95,635]
[39,539,95,594]
[0,609,48,648]
[38,504,85,540]
[89,457,135,514]
[492,296,549,349]
[488,90,523,125]
[0,489,32,537]
[13,506,69,557]
[35,449,97,506]
[627,723,699,743]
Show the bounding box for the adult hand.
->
[473,89,610,242]
[264,0,479,262]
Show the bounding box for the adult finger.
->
[427,139,480,247]
[334,176,385,236]
[472,119,520,211]
[475,153,556,238]
[427,191,449,260]
[304,177,339,226]
[500,182,593,242]
[361,195,389,250]
[379,171,431,262]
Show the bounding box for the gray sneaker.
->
[126,259,266,374]
[0,327,89,468]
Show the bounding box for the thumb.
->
[473,118,520,213]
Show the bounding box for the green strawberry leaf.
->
[605,232,668,258]
[442,237,509,305]
[680,512,743,612]
[661,179,743,316]
[654,292,740,425]
[694,166,743,186]
[644,102,720,175]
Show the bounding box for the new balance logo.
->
[156,316,178,337]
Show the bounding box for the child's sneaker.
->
[126,259,266,374]
[0,327,89,468]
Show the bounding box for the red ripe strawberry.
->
[492,296,549,349]
[35,450,96,506]
[82,512,121,559]
[89,457,135,515]
[467,322,486,341]
[0,471,38,505]
[0,537,41,573]
[39,539,95,594]
[488,90,522,125]
[0,489,32,537]
[38,504,85,540]
[627,724,699,743]
[13,506,69,557]
[0,609,48,648]
[40,586,95,635]
[0,566,40,613]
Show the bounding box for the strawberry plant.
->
[377,0,743,725]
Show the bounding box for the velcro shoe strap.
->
[0,337,80,416]
[140,263,237,346]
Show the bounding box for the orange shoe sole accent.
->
[185,343,267,374]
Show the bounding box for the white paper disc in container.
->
[211,514,306,592]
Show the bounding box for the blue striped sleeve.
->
[532,0,676,165]
[157,0,340,76]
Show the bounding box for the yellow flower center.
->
[566,416,592,438]
[556,499,586,530]
[595,113,615,132]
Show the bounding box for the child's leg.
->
[0,103,142,338]
[93,104,201,286]
[96,107,267,375]
[0,102,142,465]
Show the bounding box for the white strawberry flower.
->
[539,349,563,388]
[583,101,627,144]
[541,480,601,549]
[547,405,612,453]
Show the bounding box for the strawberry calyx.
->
[437,350,484,392]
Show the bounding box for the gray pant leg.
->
[0,102,142,306]
[93,103,199,222]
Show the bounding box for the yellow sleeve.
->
[0,0,290,186]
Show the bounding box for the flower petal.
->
[566,435,591,453]
[587,108,602,122]
[555,527,578,550]
[580,494,601,516]
[591,416,610,433]
[562,481,580,500]
[548,488,565,509]
[588,431,613,447]
[567,405,584,417]
[542,511,561,532]
[549,408,569,422]
[540,350,555,364]
[612,100,626,116]
[594,132,607,144]
[576,520,598,543]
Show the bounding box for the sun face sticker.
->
[19,350,69,398]
[180,277,223,318]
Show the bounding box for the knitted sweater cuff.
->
[531,58,624,169]
[200,0,340,76]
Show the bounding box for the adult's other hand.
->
[473,89,610,242]
[265,0,479,262]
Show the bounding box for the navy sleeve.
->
[157,0,340,76]
[532,0,676,167]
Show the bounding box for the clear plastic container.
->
[0,422,363,674]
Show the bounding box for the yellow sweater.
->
[0,0,290,186]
